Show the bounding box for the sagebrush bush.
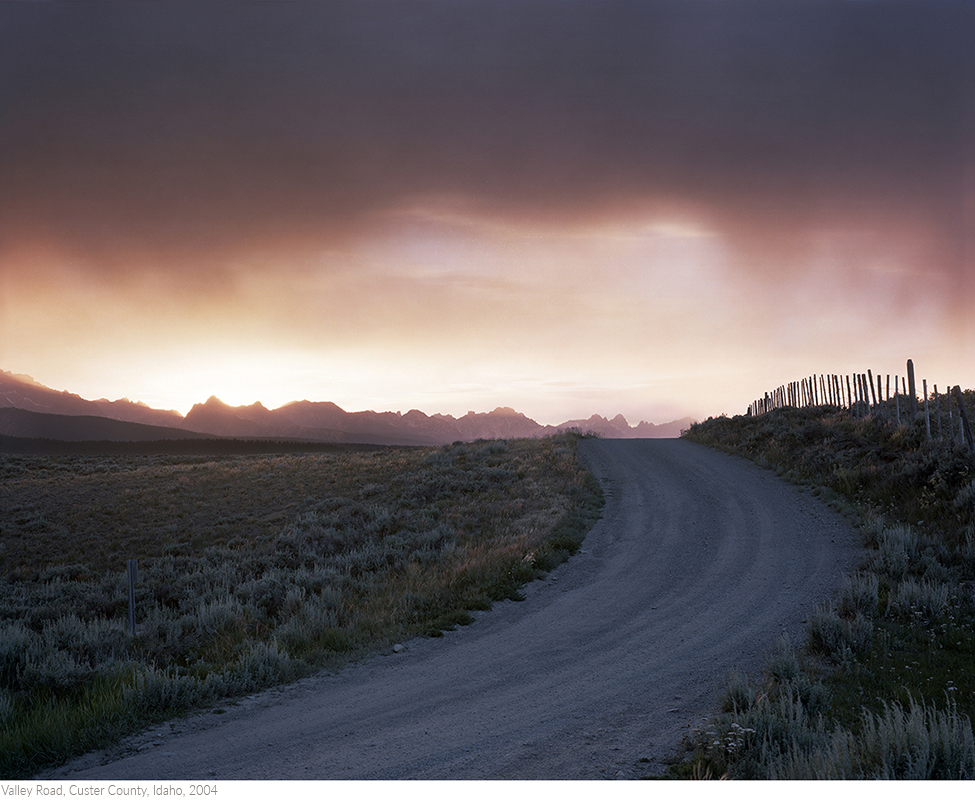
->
[720,670,756,714]
[875,525,918,580]
[887,578,952,620]
[703,689,975,779]
[767,635,800,684]
[836,572,880,619]
[807,606,873,663]
[766,698,975,779]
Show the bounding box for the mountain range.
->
[0,370,694,448]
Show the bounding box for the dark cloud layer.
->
[2,1,972,281]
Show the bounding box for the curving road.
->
[45,439,863,779]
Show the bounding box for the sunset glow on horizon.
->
[2,1,972,427]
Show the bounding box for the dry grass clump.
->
[0,433,602,778]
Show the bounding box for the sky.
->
[1,0,972,425]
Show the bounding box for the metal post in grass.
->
[907,359,918,420]
[953,386,975,452]
[127,559,138,636]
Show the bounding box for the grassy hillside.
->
[677,398,975,778]
[0,433,602,778]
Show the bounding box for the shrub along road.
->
[43,439,863,779]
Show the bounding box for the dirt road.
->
[45,438,863,779]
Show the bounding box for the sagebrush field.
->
[0,433,602,778]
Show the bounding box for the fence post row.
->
[745,360,974,453]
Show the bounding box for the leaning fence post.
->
[923,380,931,441]
[953,386,975,451]
[948,387,955,441]
[894,375,901,427]
[127,559,138,636]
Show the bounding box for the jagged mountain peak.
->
[1,368,697,446]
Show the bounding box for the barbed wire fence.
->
[747,358,975,452]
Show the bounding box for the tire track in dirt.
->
[43,438,863,779]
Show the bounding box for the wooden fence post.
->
[948,387,955,441]
[934,385,942,439]
[923,379,931,441]
[894,375,901,427]
[953,386,975,451]
[846,375,853,416]
[907,359,918,419]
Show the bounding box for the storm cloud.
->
[4,2,969,264]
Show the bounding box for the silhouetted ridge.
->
[0,370,696,446]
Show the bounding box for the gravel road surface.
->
[43,438,864,779]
